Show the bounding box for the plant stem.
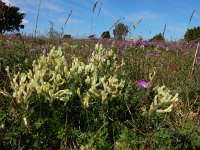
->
[34,0,42,37]
[190,42,199,77]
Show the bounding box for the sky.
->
[2,0,200,40]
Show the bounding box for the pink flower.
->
[136,81,151,89]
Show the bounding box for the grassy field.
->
[0,34,200,149]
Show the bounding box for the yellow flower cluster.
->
[149,85,179,115]
[2,44,125,108]
[70,44,125,107]
[4,47,72,105]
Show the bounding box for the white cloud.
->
[2,0,12,6]
[21,19,29,25]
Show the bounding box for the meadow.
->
[0,34,200,149]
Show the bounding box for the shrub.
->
[149,33,165,42]
[88,34,96,39]
[63,34,72,39]
[184,26,200,42]
[101,31,111,39]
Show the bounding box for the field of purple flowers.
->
[0,34,200,149]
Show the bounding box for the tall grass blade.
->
[61,10,73,37]
[189,9,196,26]
[109,17,125,31]
[94,2,102,34]
[93,1,99,12]
[133,20,136,29]
[190,42,199,76]
[162,23,167,37]
[138,18,142,24]
[34,0,42,37]
[90,1,99,35]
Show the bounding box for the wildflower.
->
[148,53,160,57]
[195,56,200,61]
[183,51,190,55]
[149,85,179,115]
[135,41,142,46]
[136,80,151,88]
[118,42,131,47]
[42,49,47,56]
[178,47,184,51]
[124,41,131,46]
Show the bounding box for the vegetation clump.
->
[101,31,111,39]
[149,33,165,42]
[184,26,200,42]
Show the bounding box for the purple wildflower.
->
[136,81,151,89]
[148,53,160,57]
[183,51,190,55]
[124,41,132,46]
[42,49,47,56]
[135,41,142,46]
[195,57,200,61]
[118,41,132,47]
[178,47,184,51]
[118,43,123,47]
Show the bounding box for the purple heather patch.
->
[135,41,142,46]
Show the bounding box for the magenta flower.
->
[195,57,200,61]
[136,81,151,89]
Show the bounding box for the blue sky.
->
[3,0,200,40]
